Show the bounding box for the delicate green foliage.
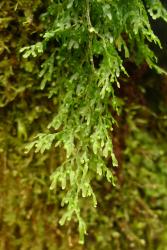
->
[26,133,57,153]
[20,42,43,58]
[146,0,167,21]
[19,0,167,241]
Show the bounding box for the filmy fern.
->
[21,0,167,243]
